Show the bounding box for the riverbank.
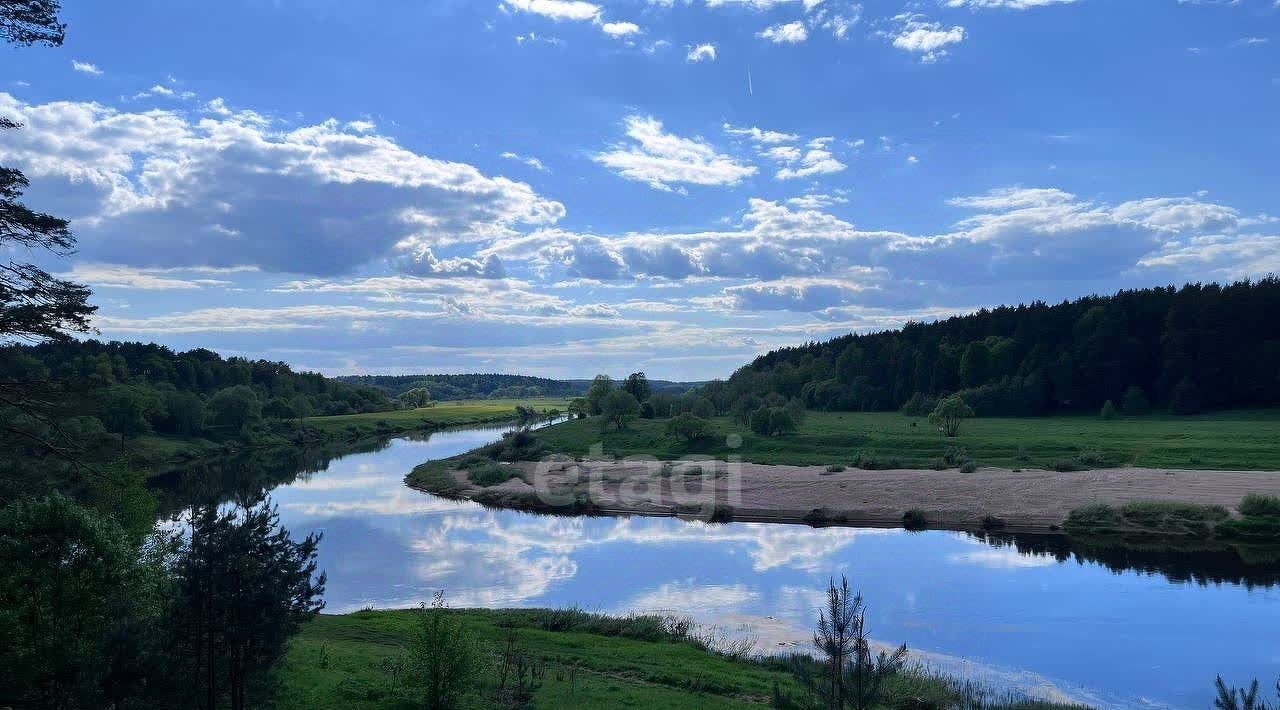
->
[278,608,1090,709]
[410,455,1280,534]
[135,398,569,476]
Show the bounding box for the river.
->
[158,420,1280,709]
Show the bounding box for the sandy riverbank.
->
[431,460,1280,532]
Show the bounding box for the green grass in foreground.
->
[278,608,1088,710]
[526,409,1280,471]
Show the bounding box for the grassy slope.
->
[279,609,1085,710]
[525,409,1280,471]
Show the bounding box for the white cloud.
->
[705,0,800,8]
[765,146,803,162]
[723,123,800,144]
[726,276,882,311]
[95,305,441,333]
[885,13,966,63]
[775,148,847,180]
[71,61,103,75]
[592,115,757,192]
[501,151,551,172]
[59,263,248,290]
[515,32,564,46]
[602,21,642,37]
[942,0,1077,8]
[687,43,718,62]
[787,192,848,209]
[758,21,809,43]
[501,0,601,21]
[0,92,565,275]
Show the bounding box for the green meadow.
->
[278,608,1085,710]
[525,409,1280,471]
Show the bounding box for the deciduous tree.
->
[928,395,973,437]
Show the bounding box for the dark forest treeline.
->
[341,373,701,404]
[340,373,583,401]
[707,279,1280,417]
[3,338,391,424]
[0,339,393,499]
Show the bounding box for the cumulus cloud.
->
[686,43,718,62]
[501,0,601,22]
[723,123,801,145]
[775,147,847,180]
[393,249,507,279]
[601,21,642,37]
[484,197,877,284]
[0,93,565,275]
[884,13,966,63]
[808,1,862,38]
[758,21,809,43]
[71,60,102,75]
[482,186,1265,310]
[592,115,757,192]
[725,276,882,311]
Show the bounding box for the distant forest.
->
[706,279,1280,417]
[342,373,700,402]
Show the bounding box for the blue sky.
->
[2,0,1277,380]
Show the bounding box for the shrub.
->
[1121,386,1151,415]
[397,592,475,708]
[1239,494,1280,518]
[943,445,969,467]
[666,412,711,443]
[466,461,517,487]
[1099,400,1118,420]
[902,509,929,530]
[1063,504,1124,535]
[959,461,978,474]
[749,407,796,437]
[1217,516,1280,542]
[852,453,904,470]
[1120,500,1228,524]
[825,464,846,473]
[980,515,1006,530]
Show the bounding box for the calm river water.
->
[160,421,1280,709]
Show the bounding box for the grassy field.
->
[306,398,572,437]
[278,608,1085,710]
[525,409,1280,471]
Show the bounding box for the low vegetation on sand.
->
[1064,495,1280,544]
[491,408,1280,471]
[279,584,1090,710]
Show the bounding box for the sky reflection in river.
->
[260,425,1278,709]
